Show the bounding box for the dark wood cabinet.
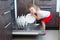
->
[0,0,12,40]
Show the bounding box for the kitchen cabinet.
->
[0,0,12,40]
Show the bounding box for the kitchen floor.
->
[12,30,58,40]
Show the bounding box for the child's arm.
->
[32,13,40,20]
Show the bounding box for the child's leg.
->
[41,21,46,33]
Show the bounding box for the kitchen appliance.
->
[12,0,50,35]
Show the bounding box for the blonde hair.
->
[28,4,40,12]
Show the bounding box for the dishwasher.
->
[12,0,45,35]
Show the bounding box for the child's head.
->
[28,4,40,13]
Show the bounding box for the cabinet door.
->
[0,0,10,9]
[0,0,12,40]
[0,11,12,40]
[1,22,12,40]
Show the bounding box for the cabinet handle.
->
[4,11,10,15]
[5,22,11,28]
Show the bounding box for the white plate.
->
[26,14,36,23]
[16,16,26,27]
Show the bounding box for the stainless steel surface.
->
[14,0,17,19]
[12,30,44,35]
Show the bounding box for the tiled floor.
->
[12,30,58,40]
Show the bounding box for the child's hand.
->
[34,13,38,16]
[31,13,40,20]
[31,13,38,17]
